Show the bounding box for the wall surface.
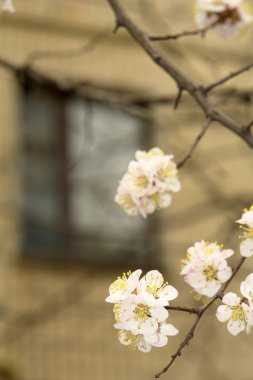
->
[0,1,252,380]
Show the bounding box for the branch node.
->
[113,20,123,33]
[174,88,183,110]
[244,121,253,132]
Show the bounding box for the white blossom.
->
[113,292,169,336]
[180,240,233,297]
[195,0,253,37]
[115,148,180,218]
[137,270,178,306]
[117,322,178,352]
[105,269,142,303]
[216,292,253,335]
[106,269,179,352]
[240,273,253,304]
[237,205,253,257]
[1,0,15,12]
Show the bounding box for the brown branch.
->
[106,0,253,149]
[165,306,200,314]
[24,29,109,67]
[177,118,212,169]
[205,62,253,93]
[149,20,219,41]
[155,256,246,378]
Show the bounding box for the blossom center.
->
[208,7,241,25]
[231,305,246,322]
[134,303,150,321]
[134,176,149,188]
[203,265,218,281]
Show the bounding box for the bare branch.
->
[205,62,253,93]
[25,30,109,67]
[149,20,218,41]
[177,118,212,169]
[155,256,246,378]
[106,0,253,148]
[165,306,200,314]
[244,120,253,131]
[173,87,183,110]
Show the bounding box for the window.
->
[20,85,156,265]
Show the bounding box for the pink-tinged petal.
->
[240,281,249,300]
[160,323,179,336]
[157,192,172,209]
[227,319,245,336]
[245,273,253,287]
[180,262,192,275]
[217,266,232,283]
[150,306,168,322]
[166,178,181,193]
[152,333,168,347]
[222,292,240,307]
[187,272,206,288]
[240,239,253,257]
[157,285,178,303]
[241,273,253,301]
[127,270,142,292]
[202,280,221,297]
[242,304,253,325]
[216,305,232,322]
[221,249,234,258]
[145,270,164,290]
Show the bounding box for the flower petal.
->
[160,323,179,336]
[227,319,245,336]
[240,238,253,258]
[150,306,168,323]
[222,292,240,307]
[216,305,232,322]
[145,270,164,290]
[157,285,178,303]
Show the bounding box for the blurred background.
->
[0,0,252,379]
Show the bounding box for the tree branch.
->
[149,20,219,41]
[205,62,253,93]
[165,306,200,314]
[177,118,212,169]
[106,0,253,148]
[155,256,246,378]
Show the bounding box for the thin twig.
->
[25,29,109,67]
[106,0,253,148]
[205,62,253,93]
[173,87,183,110]
[155,256,246,378]
[149,20,219,41]
[177,118,212,169]
[165,306,200,314]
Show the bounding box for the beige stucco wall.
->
[0,1,252,380]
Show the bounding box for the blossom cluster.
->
[105,270,179,352]
[217,273,253,335]
[237,205,253,257]
[1,0,14,12]
[115,148,180,218]
[195,0,253,37]
[180,240,234,297]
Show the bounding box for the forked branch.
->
[106,0,253,149]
